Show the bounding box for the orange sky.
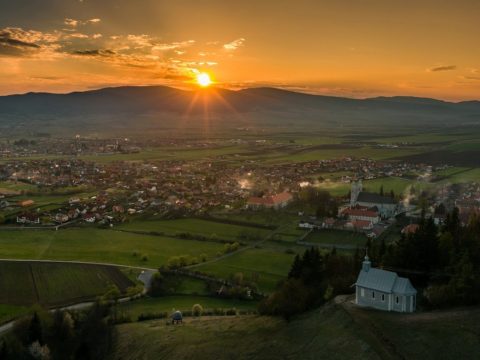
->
[0,0,479,100]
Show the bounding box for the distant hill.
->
[0,86,479,136]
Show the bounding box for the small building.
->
[247,192,293,210]
[355,254,416,313]
[18,199,35,207]
[401,223,419,235]
[17,213,40,225]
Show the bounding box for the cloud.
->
[223,38,245,51]
[64,18,79,27]
[64,18,101,27]
[0,27,57,57]
[67,33,89,39]
[428,65,457,72]
[151,40,195,52]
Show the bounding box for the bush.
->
[137,312,168,321]
[192,304,203,317]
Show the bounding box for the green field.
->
[0,228,225,267]
[119,218,271,242]
[119,296,258,320]
[0,261,134,322]
[304,230,367,247]
[195,246,296,293]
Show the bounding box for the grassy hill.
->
[114,303,380,360]
[113,300,480,360]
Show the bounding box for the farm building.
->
[355,254,416,313]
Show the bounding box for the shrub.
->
[192,304,203,317]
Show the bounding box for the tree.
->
[28,312,43,345]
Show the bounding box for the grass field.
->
[0,228,225,267]
[0,261,134,322]
[304,230,367,247]
[346,301,480,360]
[114,303,380,360]
[195,246,296,293]
[0,304,30,325]
[114,299,480,360]
[119,218,271,242]
[119,296,258,320]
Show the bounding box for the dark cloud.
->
[0,29,41,56]
[72,49,115,56]
[428,65,457,72]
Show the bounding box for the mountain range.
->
[0,86,479,136]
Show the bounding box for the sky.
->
[0,0,479,100]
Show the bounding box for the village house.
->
[54,213,69,223]
[247,191,293,209]
[355,254,417,313]
[17,213,40,225]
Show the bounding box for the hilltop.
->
[113,299,480,360]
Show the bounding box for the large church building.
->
[350,180,398,218]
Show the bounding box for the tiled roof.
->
[342,208,379,218]
[248,192,292,205]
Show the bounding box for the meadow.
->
[119,218,271,242]
[195,245,297,293]
[114,299,480,360]
[0,228,225,267]
[113,303,380,360]
[303,230,367,247]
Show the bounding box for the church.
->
[355,254,417,313]
[350,180,398,218]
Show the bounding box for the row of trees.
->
[369,208,480,307]
[258,247,358,320]
[0,303,116,360]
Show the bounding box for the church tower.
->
[350,179,363,207]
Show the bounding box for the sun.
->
[196,72,212,87]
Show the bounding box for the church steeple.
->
[362,249,371,272]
